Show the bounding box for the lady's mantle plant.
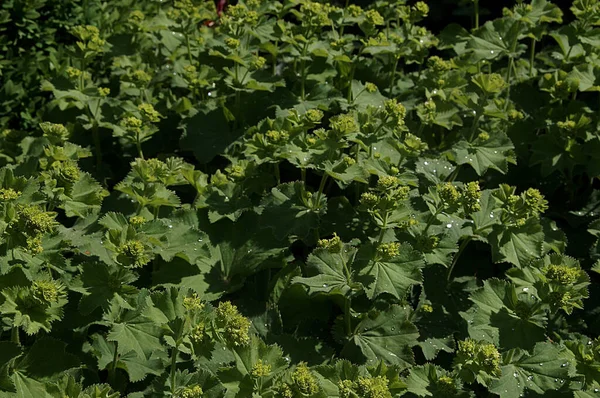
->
[0,0,599,397]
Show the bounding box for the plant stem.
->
[92,122,102,168]
[136,130,144,159]
[447,236,472,281]
[376,211,389,245]
[11,326,20,345]
[388,56,399,96]
[505,57,514,110]
[313,173,328,210]
[274,163,281,185]
[108,342,118,385]
[474,0,479,30]
[301,168,306,183]
[300,42,309,101]
[529,38,536,77]
[170,346,179,395]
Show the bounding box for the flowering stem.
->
[313,173,328,210]
[108,342,118,385]
[473,0,479,30]
[447,236,472,282]
[11,326,19,345]
[136,130,144,159]
[388,56,399,96]
[169,345,179,395]
[274,163,281,185]
[300,42,309,101]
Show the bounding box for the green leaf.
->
[453,132,515,176]
[462,279,546,350]
[488,218,544,267]
[489,342,571,397]
[357,243,425,300]
[342,306,419,367]
[293,245,357,297]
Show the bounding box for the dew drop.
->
[527,375,533,381]
[168,225,173,228]
[522,287,529,292]
[446,223,452,228]
[561,362,568,367]
[322,284,328,288]
[490,50,495,54]
[433,169,437,173]
[424,161,429,165]
[207,92,213,97]
[513,372,518,377]
[489,213,495,218]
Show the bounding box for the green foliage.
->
[0,0,599,397]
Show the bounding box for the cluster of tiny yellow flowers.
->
[355,376,392,398]
[251,359,272,377]
[98,87,110,97]
[138,103,161,123]
[291,362,319,395]
[428,56,452,72]
[365,82,378,93]
[304,109,324,124]
[31,279,64,304]
[523,188,548,215]
[0,188,20,200]
[179,385,203,398]
[71,25,105,52]
[377,242,401,260]
[189,322,205,343]
[330,114,358,136]
[130,69,152,86]
[478,132,490,141]
[364,9,384,26]
[421,304,433,313]
[129,215,146,226]
[438,182,461,206]
[40,122,70,143]
[265,130,289,144]
[543,264,582,285]
[120,240,150,268]
[53,160,81,184]
[225,37,240,49]
[128,10,145,24]
[183,293,204,312]
[215,301,251,347]
[383,99,407,127]
[436,375,457,393]
[457,339,502,377]
[317,233,343,253]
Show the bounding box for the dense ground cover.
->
[1,0,600,396]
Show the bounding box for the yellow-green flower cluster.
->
[428,56,452,72]
[215,301,251,347]
[129,216,146,226]
[128,10,145,24]
[338,376,391,398]
[462,182,482,213]
[291,362,319,395]
[71,25,106,52]
[543,264,582,285]
[40,122,70,143]
[0,188,21,201]
[52,160,81,184]
[189,322,205,343]
[251,359,272,377]
[356,376,392,398]
[436,375,457,393]
[121,116,143,135]
[179,385,203,398]
[330,114,358,136]
[130,69,152,86]
[225,37,241,49]
[508,109,525,120]
[98,87,110,97]
[317,233,343,253]
[456,339,502,377]
[300,1,332,28]
[384,99,406,127]
[265,130,289,144]
[138,103,161,123]
[364,9,384,26]
[438,182,461,206]
[377,242,401,260]
[16,205,56,249]
[523,188,548,215]
[31,279,65,304]
[365,82,378,93]
[183,293,204,312]
[251,56,266,70]
[360,192,379,208]
[120,240,150,268]
[346,4,363,17]
[304,109,324,124]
